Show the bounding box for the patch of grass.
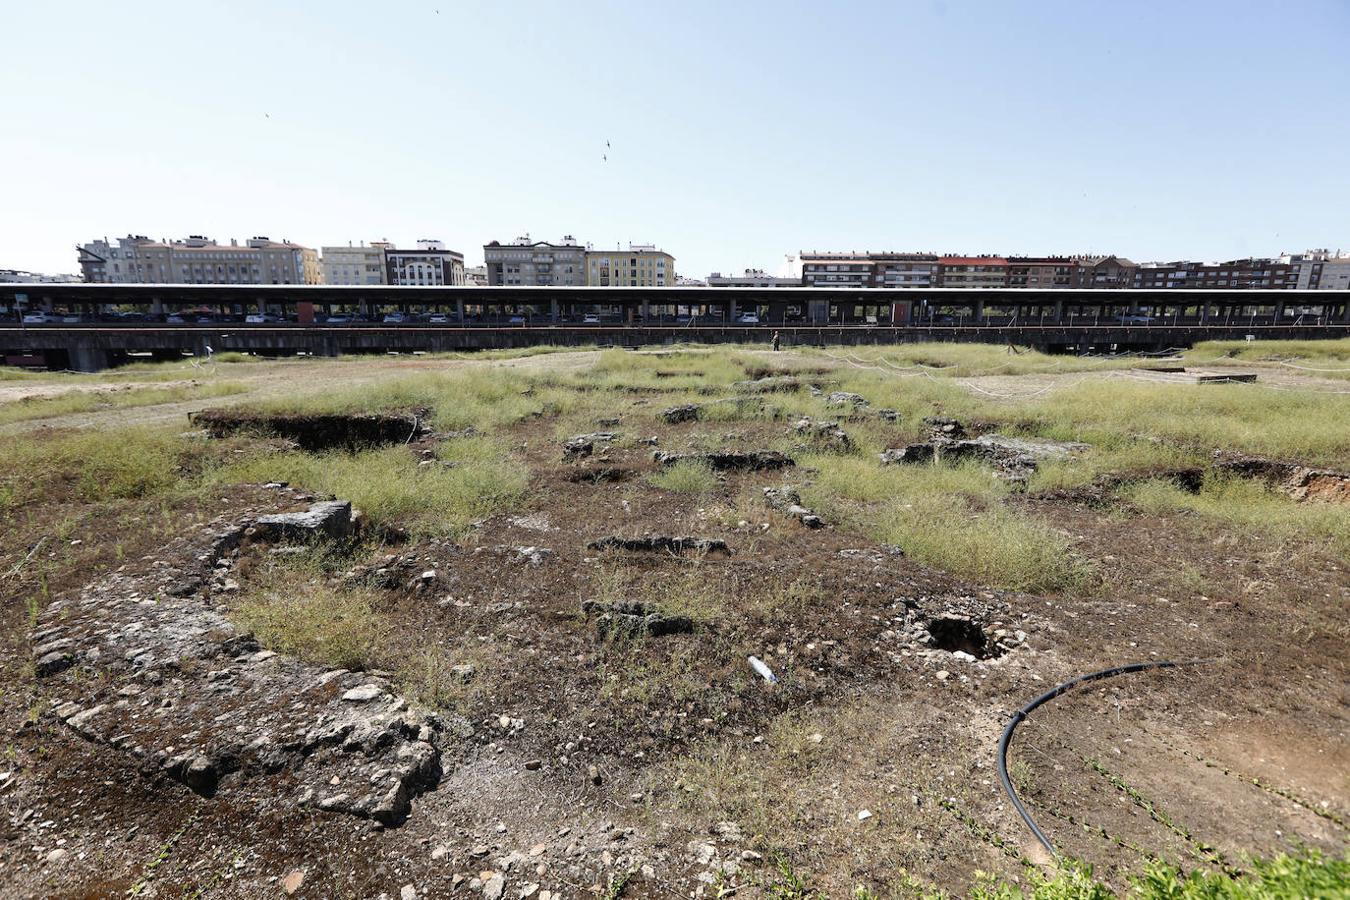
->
[648,459,719,494]
[247,367,584,433]
[0,381,249,425]
[1132,849,1349,898]
[233,555,385,670]
[1120,474,1350,556]
[1186,337,1350,378]
[830,344,1143,378]
[998,379,1350,466]
[0,427,195,504]
[874,496,1093,593]
[969,860,1112,900]
[1028,442,1206,494]
[801,456,1092,594]
[210,437,527,537]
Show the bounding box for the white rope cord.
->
[1274,360,1350,372]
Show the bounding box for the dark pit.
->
[189,408,428,451]
[927,616,1004,659]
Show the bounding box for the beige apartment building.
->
[77,235,320,284]
[320,243,387,285]
[585,243,675,286]
[484,235,587,286]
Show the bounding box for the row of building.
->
[706,250,1350,291]
[66,236,1350,291]
[74,234,679,289]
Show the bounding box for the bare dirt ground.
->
[0,349,1345,899]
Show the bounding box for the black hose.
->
[996,659,1207,856]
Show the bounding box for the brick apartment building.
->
[1007,257,1076,289]
[799,252,938,288]
[1132,258,1295,289]
[937,256,1008,288]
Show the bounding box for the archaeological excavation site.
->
[0,341,1346,898]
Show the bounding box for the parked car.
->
[244,313,279,324]
[582,313,601,324]
[165,314,186,324]
[61,313,86,323]
[737,312,760,324]
[1116,313,1154,324]
[428,313,449,324]
[508,315,525,325]
[382,312,406,324]
[22,312,57,324]
[325,314,352,325]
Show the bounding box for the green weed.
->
[648,459,720,494]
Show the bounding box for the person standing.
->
[771,331,781,352]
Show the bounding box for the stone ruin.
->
[30,492,459,827]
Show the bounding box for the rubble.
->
[923,416,966,440]
[731,375,802,393]
[880,432,1087,482]
[652,449,793,472]
[581,600,695,637]
[563,433,619,460]
[879,445,935,465]
[30,496,452,827]
[826,391,868,408]
[253,500,354,543]
[586,536,731,557]
[662,405,701,424]
[791,418,851,451]
[762,486,824,528]
[1212,452,1350,503]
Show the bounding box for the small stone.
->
[401,885,417,900]
[857,809,873,822]
[432,845,451,861]
[281,869,305,894]
[482,873,506,900]
[935,670,950,682]
[587,765,601,785]
[342,684,384,702]
[525,759,542,771]
[46,848,69,864]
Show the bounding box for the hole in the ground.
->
[189,409,428,451]
[927,616,1004,659]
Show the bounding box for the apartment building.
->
[1007,257,1076,289]
[484,235,586,286]
[1073,256,1136,289]
[384,240,465,286]
[707,269,800,288]
[1132,259,1295,289]
[938,256,1008,288]
[464,265,489,287]
[0,270,80,283]
[799,252,938,288]
[585,244,675,287]
[77,235,319,284]
[1319,258,1350,290]
[801,252,872,288]
[320,243,387,285]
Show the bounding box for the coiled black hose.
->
[997,659,1207,856]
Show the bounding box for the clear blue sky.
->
[3,0,1348,278]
